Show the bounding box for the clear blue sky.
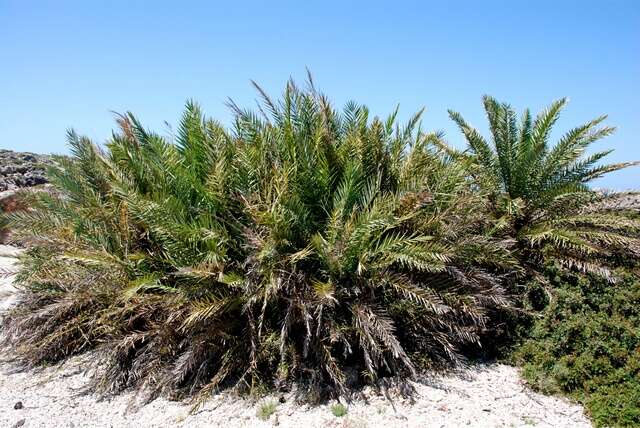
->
[1,0,638,189]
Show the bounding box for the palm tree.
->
[2,79,514,402]
[447,96,640,280]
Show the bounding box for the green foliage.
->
[0,207,6,235]
[515,267,640,427]
[331,402,348,417]
[2,78,638,421]
[2,79,515,403]
[447,97,640,281]
[257,401,278,421]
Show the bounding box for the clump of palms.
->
[447,96,640,281]
[2,78,514,403]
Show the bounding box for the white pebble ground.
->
[0,245,592,428]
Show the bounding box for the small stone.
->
[279,395,286,403]
[12,420,25,428]
[13,401,23,410]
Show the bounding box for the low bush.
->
[515,267,640,427]
[331,402,348,417]
[257,401,278,421]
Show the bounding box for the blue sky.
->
[1,0,638,189]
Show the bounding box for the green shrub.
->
[257,400,278,421]
[2,79,515,402]
[331,403,348,417]
[515,268,640,427]
[0,208,6,236]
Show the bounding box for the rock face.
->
[0,149,52,243]
[0,149,50,192]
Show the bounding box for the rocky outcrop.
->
[597,191,640,212]
[0,150,52,243]
[0,149,51,192]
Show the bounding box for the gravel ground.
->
[0,245,592,428]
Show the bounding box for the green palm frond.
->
[451,96,639,279]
